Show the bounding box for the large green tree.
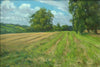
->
[69,1,86,33]
[69,0,100,34]
[85,1,100,33]
[30,8,54,32]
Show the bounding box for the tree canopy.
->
[30,8,54,32]
[69,0,100,34]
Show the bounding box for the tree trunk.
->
[87,29,90,33]
[94,28,98,34]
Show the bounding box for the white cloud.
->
[51,10,72,26]
[51,10,57,15]
[19,4,31,9]
[34,7,40,10]
[0,0,40,26]
[40,1,69,11]
[0,0,16,11]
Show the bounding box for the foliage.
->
[30,8,54,32]
[53,24,73,31]
[0,23,31,34]
[53,23,61,31]
[69,1,100,34]
[0,22,73,34]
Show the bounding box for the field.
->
[0,31,100,67]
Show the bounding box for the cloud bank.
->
[0,0,72,26]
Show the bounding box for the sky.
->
[0,0,72,26]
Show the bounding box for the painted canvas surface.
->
[0,0,100,67]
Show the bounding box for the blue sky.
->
[11,1,67,15]
[0,0,72,26]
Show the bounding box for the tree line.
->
[0,22,72,34]
[69,0,100,34]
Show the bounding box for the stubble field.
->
[0,31,100,67]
